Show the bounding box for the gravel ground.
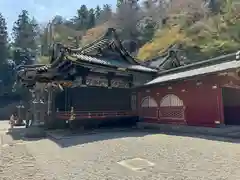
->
[0,122,51,180]
[1,121,240,180]
[26,132,240,180]
[0,143,50,180]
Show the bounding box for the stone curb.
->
[24,127,46,139]
[137,122,240,140]
[46,127,140,140]
[46,124,240,141]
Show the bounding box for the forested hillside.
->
[138,0,240,61]
[38,0,240,62]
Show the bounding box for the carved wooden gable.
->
[111,78,129,88]
[86,75,108,87]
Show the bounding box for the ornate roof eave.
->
[142,43,193,71]
[67,53,157,73]
[15,54,75,88]
[15,27,158,88]
[156,51,239,76]
[144,44,177,63]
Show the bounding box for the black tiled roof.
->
[147,58,240,86]
[69,53,157,73]
[63,28,157,73]
[142,51,240,87]
[143,44,184,70]
[72,28,142,65]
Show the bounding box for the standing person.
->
[25,110,31,128]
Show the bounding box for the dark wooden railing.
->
[56,110,136,120]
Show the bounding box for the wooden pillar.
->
[107,72,115,88]
[52,91,57,128]
[46,87,57,129]
[128,74,133,88]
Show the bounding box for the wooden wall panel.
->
[55,87,131,111]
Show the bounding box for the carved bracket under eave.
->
[217,69,240,80]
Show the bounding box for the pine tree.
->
[0,13,11,88]
[87,8,95,29]
[12,10,39,65]
[117,0,124,8]
[0,13,8,65]
[102,4,112,18]
[97,4,112,24]
[52,15,64,25]
[39,26,49,56]
[75,5,89,30]
[95,5,101,21]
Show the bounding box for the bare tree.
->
[114,0,142,40]
[168,0,205,15]
[95,4,113,25]
[142,0,170,27]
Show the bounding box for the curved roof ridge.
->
[72,28,141,65]
[144,43,178,62]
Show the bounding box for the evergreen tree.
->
[12,10,39,65]
[117,0,124,8]
[52,15,64,25]
[95,5,101,21]
[0,13,8,65]
[29,17,39,52]
[87,8,95,29]
[75,5,89,30]
[0,13,11,88]
[138,17,156,45]
[39,26,49,56]
[102,4,112,18]
[97,4,112,24]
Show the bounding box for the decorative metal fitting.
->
[69,106,75,121]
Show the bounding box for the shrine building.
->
[135,51,240,127]
[16,28,240,129]
[16,28,170,129]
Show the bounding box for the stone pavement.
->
[1,120,240,179]
[26,130,240,180]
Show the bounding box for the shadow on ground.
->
[3,123,240,148]
[5,127,45,142]
[47,128,151,147]
[47,128,240,148]
[158,130,240,144]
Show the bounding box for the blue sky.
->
[0,0,116,32]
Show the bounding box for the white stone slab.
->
[117,158,155,172]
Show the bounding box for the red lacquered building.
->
[135,52,240,127]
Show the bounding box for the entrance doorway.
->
[222,87,240,125]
